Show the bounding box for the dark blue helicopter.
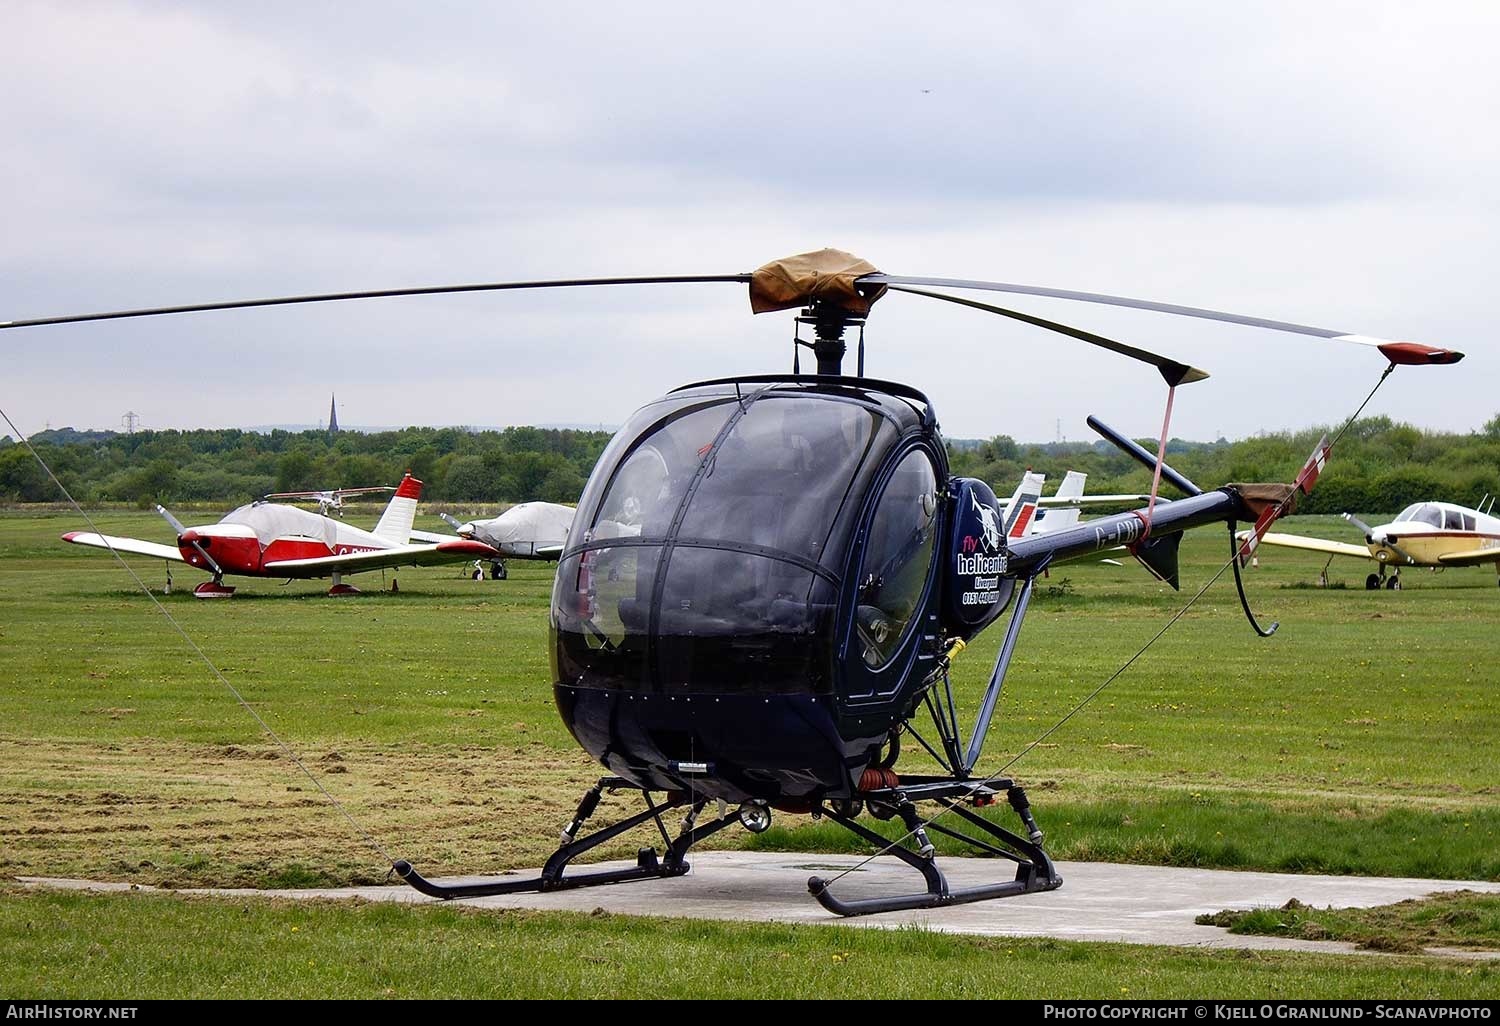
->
[5,249,1461,915]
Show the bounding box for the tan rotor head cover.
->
[749,248,886,316]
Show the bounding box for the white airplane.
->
[63,473,501,597]
[1242,498,1500,590]
[263,484,393,517]
[412,500,574,579]
[1027,470,1152,535]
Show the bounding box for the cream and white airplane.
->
[1245,498,1500,590]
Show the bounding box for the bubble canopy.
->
[550,380,939,703]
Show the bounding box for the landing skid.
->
[395,775,1061,918]
[807,778,1062,916]
[396,777,736,899]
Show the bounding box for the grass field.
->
[3,506,1498,996]
[1197,890,1500,954]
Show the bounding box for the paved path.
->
[22,853,1500,957]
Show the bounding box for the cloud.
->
[3,0,1498,441]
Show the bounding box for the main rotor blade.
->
[864,274,1464,366]
[886,284,1208,386]
[0,275,752,331]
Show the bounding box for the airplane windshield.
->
[1394,503,1442,528]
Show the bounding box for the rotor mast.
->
[796,302,864,376]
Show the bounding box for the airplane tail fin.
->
[373,473,423,545]
[1053,471,1086,502]
[1042,471,1087,531]
[1002,471,1046,539]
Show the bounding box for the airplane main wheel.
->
[472,568,483,581]
[1365,573,1381,591]
[1386,576,1401,591]
[491,563,507,580]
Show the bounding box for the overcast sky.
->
[4,1,1497,443]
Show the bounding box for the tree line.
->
[0,425,612,507]
[3,415,1498,514]
[947,414,1500,515]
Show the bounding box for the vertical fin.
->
[1040,471,1087,532]
[1003,471,1046,539]
[372,473,423,545]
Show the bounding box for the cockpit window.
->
[588,402,735,542]
[676,397,883,566]
[854,449,939,669]
[1444,509,1465,531]
[1397,504,1443,528]
[554,385,923,697]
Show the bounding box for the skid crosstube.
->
[806,783,1062,917]
[395,777,738,900]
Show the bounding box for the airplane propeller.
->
[439,512,473,536]
[155,504,223,576]
[1342,511,1416,565]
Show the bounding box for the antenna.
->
[121,411,140,434]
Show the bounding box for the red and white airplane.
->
[62,473,500,598]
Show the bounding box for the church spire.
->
[328,393,339,435]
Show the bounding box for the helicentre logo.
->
[971,490,1001,553]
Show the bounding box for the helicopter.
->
[2,248,1462,916]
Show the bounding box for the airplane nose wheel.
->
[1386,574,1401,590]
[1365,573,1381,591]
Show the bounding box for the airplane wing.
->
[408,528,453,544]
[62,531,185,563]
[264,539,501,575]
[1237,531,1372,561]
[405,529,563,559]
[1437,547,1500,567]
[1038,493,1154,508]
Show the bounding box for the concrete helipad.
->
[23,852,1500,957]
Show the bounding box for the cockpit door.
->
[839,444,942,704]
